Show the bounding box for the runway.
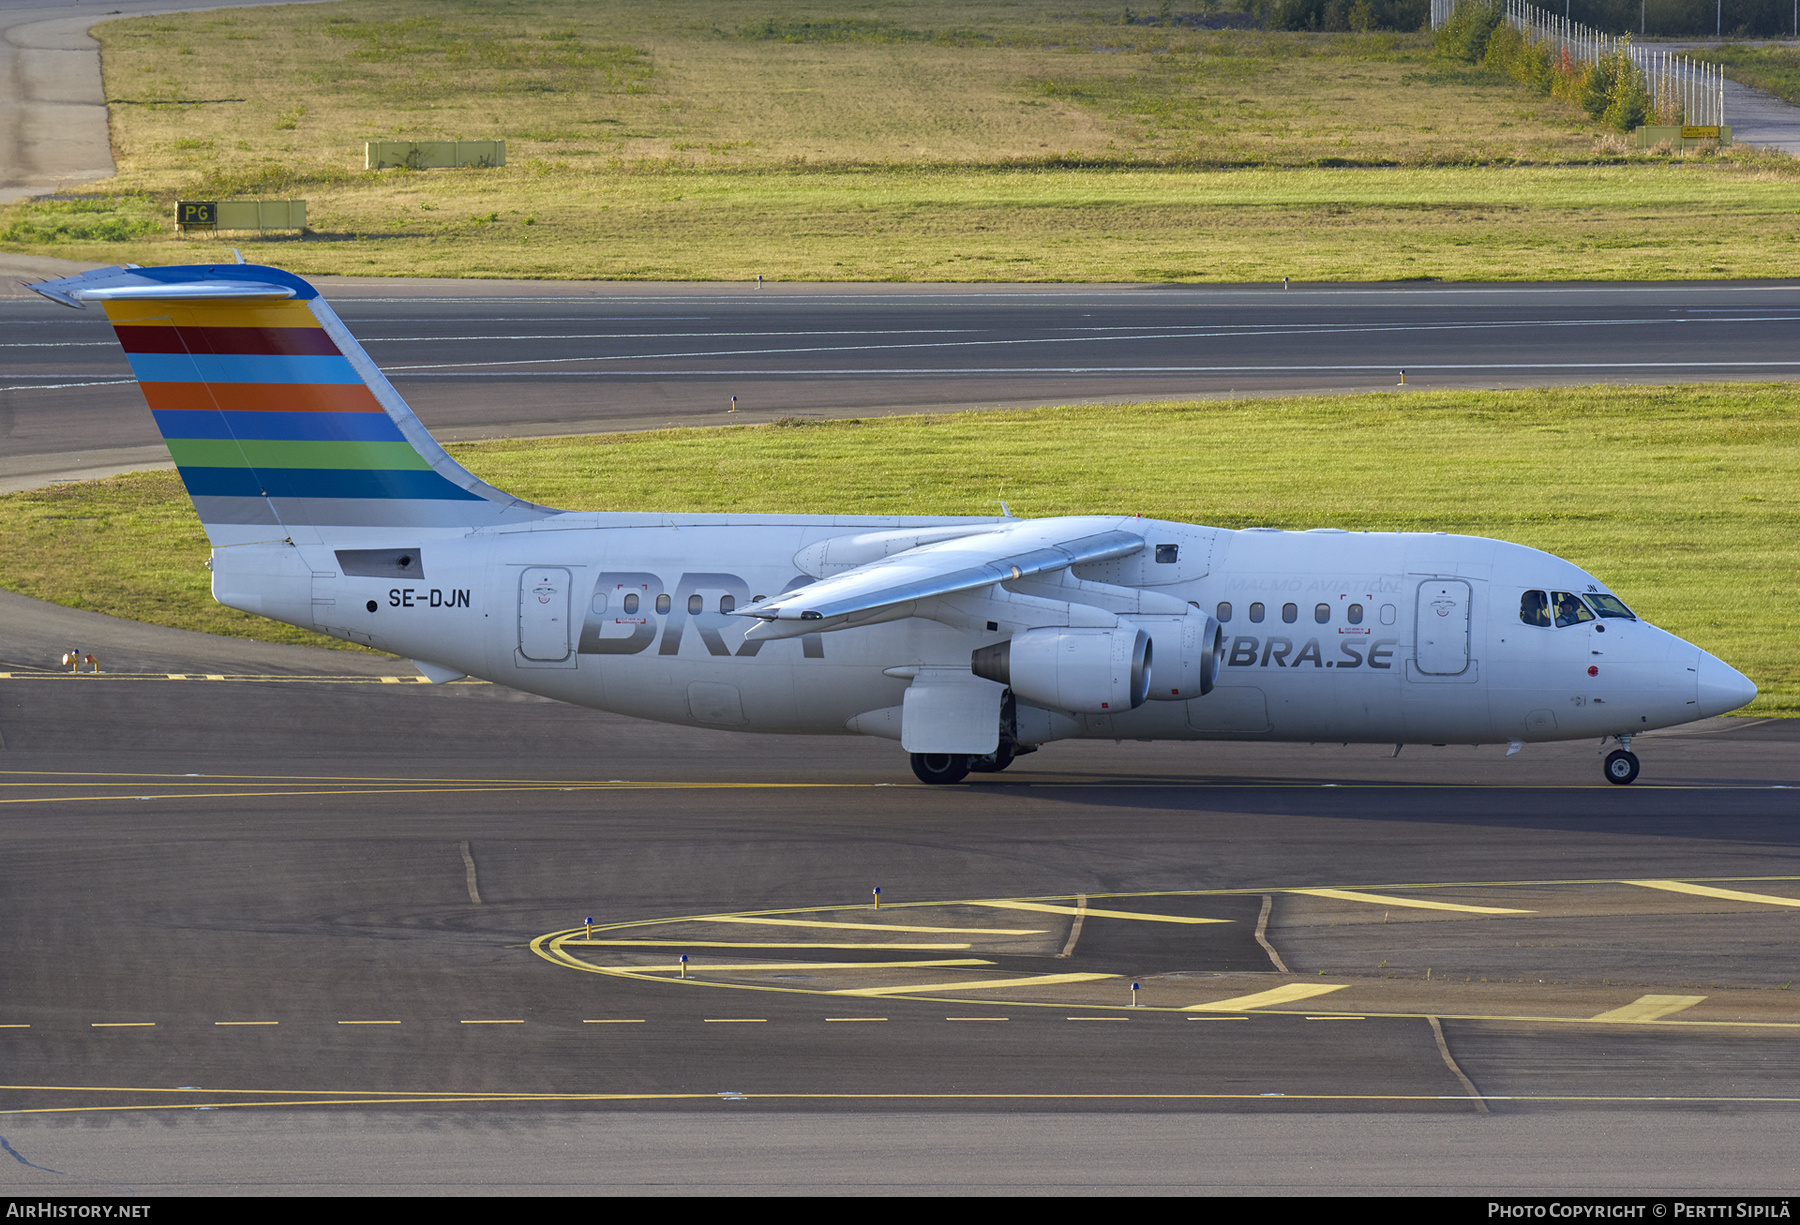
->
[2,589,1799,1194]
[6,276,1800,490]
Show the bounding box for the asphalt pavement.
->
[2,592,1798,1193]
[8,276,1800,492]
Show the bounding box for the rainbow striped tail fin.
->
[30,263,554,546]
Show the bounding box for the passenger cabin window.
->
[1281,602,1298,624]
[591,593,608,614]
[688,594,704,615]
[1314,603,1330,624]
[1520,590,1551,628]
[655,593,672,615]
[1216,601,1232,623]
[720,595,736,614]
[1551,591,1595,628]
[1155,544,1179,564]
[1249,602,1265,623]
[622,593,639,615]
[1586,593,1637,620]
[1347,603,1363,625]
[1380,604,1396,625]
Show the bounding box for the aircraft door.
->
[1414,579,1471,675]
[518,567,573,662]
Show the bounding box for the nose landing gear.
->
[1603,734,1640,785]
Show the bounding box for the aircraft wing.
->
[734,517,1143,637]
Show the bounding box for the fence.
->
[1429,0,1726,126]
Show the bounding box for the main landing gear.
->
[910,753,971,785]
[1603,734,1640,785]
[911,739,1035,785]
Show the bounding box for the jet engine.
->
[1137,614,1223,700]
[971,626,1152,712]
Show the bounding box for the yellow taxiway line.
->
[831,973,1115,997]
[702,916,1045,935]
[968,900,1228,924]
[1627,880,1800,907]
[621,958,994,973]
[1288,888,1533,914]
[571,940,976,950]
[1186,984,1352,1012]
[1589,994,1708,1023]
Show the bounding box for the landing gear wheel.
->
[910,753,971,785]
[1604,749,1641,785]
[966,741,1016,774]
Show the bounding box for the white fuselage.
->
[214,513,1739,748]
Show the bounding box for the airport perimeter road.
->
[0,0,336,204]
[3,596,1799,1193]
[6,277,1800,490]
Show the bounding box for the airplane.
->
[30,262,1758,785]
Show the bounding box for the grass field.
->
[1,385,1792,714]
[3,0,1797,280]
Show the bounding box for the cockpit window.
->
[1551,591,1595,628]
[1585,593,1637,620]
[1520,591,1550,628]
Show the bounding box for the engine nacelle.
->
[972,626,1151,713]
[1134,614,1222,700]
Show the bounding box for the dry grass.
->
[7,0,1796,280]
[90,3,1600,178]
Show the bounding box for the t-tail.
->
[31,262,555,548]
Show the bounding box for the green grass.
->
[12,161,1800,281]
[1,385,1793,712]
[4,0,1796,281]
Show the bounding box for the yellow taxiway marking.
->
[214,1021,277,1026]
[582,1019,645,1024]
[460,1019,525,1025]
[1627,880,1800,908]
[1067,1016,1128,1021]
[89,1023,153,1028]
[1187,984,1352,1012]
[1590,994,1708,1023]
[946,1017,1009,1022]
[703,1018,766,1023]
[337,1020,400,1025]
[702,916,1045,935]
[1288,888,1532,915]
[825,1017,888,1022]
[832,972,1115,998]
[969,900,1228,925]
[625,958,993,973]
[571,940,974,950]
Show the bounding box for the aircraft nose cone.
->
[1696,650,1757,717]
